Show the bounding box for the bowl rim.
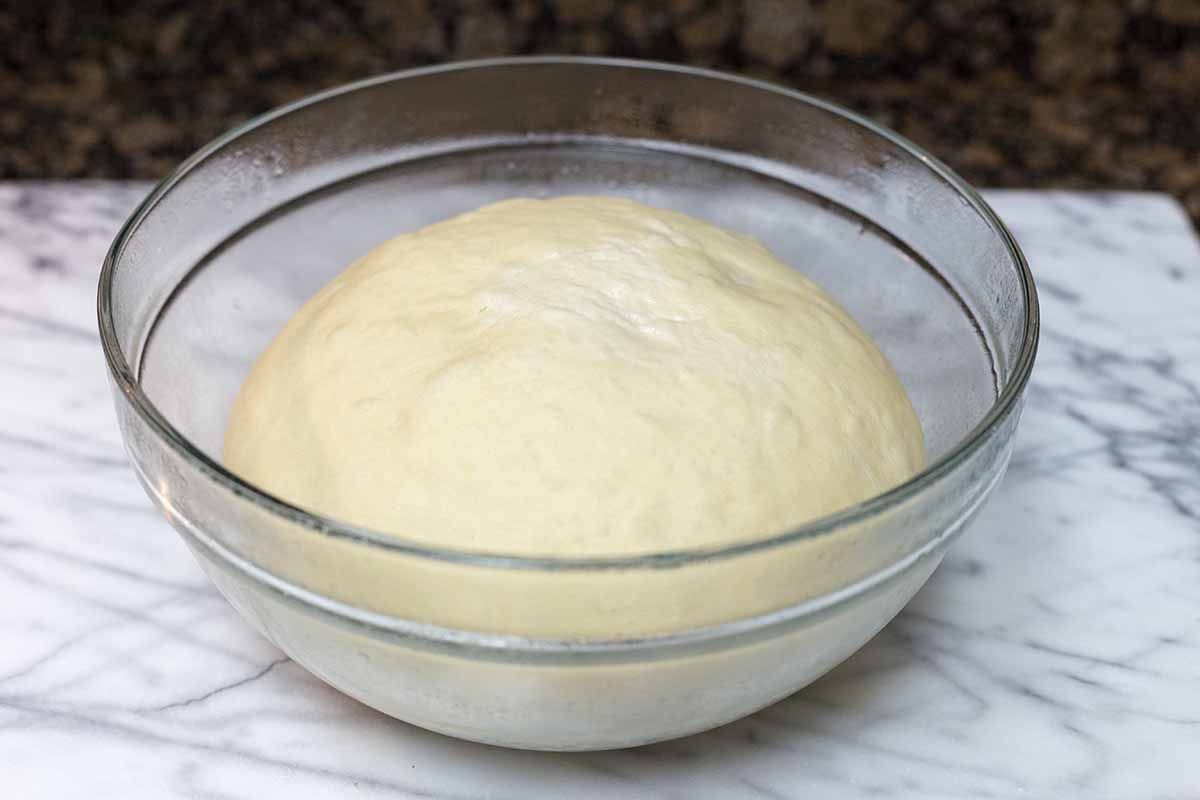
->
[98,55,1040,574]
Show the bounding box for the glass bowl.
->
[98,57,1038,750]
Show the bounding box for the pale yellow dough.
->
[225,197,924,558]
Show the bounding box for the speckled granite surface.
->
[3,1,1199,226]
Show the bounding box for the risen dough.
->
[225,197,924,557]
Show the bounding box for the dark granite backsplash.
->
[3,1,1199,224]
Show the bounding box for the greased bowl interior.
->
[99,58,1037,749]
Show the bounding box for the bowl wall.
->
[191,540,944,750]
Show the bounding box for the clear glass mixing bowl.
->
[99,57,1038,750]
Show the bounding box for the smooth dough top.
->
[224,196,924,557]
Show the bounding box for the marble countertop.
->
[1,183,1198,799]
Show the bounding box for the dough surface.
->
[225,197,924,557]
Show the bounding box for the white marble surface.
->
[1,183,1198,799]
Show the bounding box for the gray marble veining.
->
[1,183,1197,799]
